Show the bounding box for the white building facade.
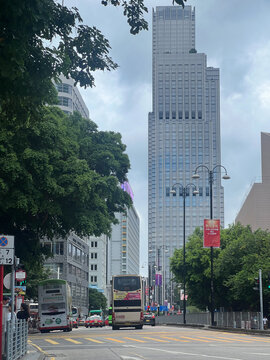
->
[87,183,140,305]
[148,6,224,304]
[55,74,89,118]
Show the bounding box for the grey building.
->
[42,233,89,316]
[235,132,270,231]
[86,183,140,305]
[55,74,89,118]
[108,205,140,278]
[148,6,224,304]
[86,234,107,293]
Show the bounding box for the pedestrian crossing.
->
[28,332,270,347]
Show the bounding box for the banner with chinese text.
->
[204,219,220,248]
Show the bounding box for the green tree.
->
[0,0,187,121]
[89,288,107,313]
[0,107,131,270]
[170,224,270,312]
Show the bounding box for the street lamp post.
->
[192,165,230,326]
[150,246,169,307]
[171,183,198,325]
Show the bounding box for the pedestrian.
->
[2,296,10,357]
[17,303,30,320]
[263,316,268,330]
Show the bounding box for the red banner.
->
[204,219,220,248]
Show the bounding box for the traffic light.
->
[253,278,259,291]
[19,280,26,286]
[268,273,270,289]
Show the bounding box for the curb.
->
[22,344,46,360]
[160,323,270,336]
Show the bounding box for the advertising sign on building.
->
[204,219,220,248]
[155,272,162,286]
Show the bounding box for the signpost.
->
[15,270,26,282]
[0,235,14,360]
[0,235,14,265]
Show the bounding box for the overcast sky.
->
[66,0,270,275]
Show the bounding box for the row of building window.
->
[68,263,88,280]
[56,83,72,95]
[166,187,210,197]
[68,243,88,266]
[158,110,202,120]
[58,96,72,108]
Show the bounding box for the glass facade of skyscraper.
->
[148,6,224,305]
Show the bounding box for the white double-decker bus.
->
[38,279,73,333]
[112,275,144,330]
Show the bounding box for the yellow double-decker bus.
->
[112,275,144,330]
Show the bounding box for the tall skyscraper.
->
[148,6,224,305]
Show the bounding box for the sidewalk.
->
[22,343,46,360]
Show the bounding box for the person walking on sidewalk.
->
[17,303,30,320]
[263,316,268,330]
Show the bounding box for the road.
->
[28,325,270,360]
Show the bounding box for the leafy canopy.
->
[89,288,107,313]
[0,0,186,121]
[170,224,270,312]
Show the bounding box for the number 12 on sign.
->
[0,249,14,265]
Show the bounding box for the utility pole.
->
[259,269,263,330]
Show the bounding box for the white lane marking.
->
[246,353,270,356]
[137,346,243,360]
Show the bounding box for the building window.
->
[53,242,64,255]
[58,96,72,108]
[91,253,97,259]
[56,83,72,94]
[206,187,210,196]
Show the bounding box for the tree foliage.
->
[0,0,187,121]
[89,288,107,312]
[170,224,270,312]
[0,107,131,265]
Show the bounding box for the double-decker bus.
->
[112,275,144,330]
[38,279,73,333]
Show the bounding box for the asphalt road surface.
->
[28,325,270,360]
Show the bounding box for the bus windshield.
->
[113,276,140,291]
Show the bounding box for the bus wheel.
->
[112,325,119,330]
[135,325,143,330]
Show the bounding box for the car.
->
[143,312,155,326]
[85,315,103,328]
[77,317,85,326]
[72,318,78,328]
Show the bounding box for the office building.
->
[148,6,224,304]
[55,74,89,118]
[42,233,89,317]
[235,132,270,231]
[86,182,140,305]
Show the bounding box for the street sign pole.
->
[0,264,4,360]
[0,235,15,360]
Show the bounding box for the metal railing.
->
[6,319,28,360]
[156,311,261,330]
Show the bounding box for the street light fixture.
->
[171,183,198,325]
[192,164,230,326]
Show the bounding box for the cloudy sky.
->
[66,0,270,274]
